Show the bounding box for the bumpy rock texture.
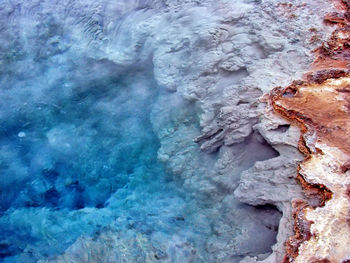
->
[0,0,337,262]
[267,0,350,262]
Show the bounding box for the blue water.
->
[0,60,198,261]
[0,1,282,262]
[0,2,214,260]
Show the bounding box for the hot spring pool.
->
[0,1,283,262]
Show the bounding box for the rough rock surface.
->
[267,1,350,262]
[0,0,338,262]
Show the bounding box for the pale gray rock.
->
[147,1,333,261]
[234,109,305,262]
[47,0,333,261]
[0,0,336,262]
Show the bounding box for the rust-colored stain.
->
[269,1,350,262]
[282,200,312,263]
[270,75,350,156]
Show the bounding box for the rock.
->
[267,1,350,261]
[0,0,338,262]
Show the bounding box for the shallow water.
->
[0,59,204,260]
[0,1,282,262]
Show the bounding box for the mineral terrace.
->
[269,0,350,262]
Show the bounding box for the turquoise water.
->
[0,60,203,261]
[0,1,282,262]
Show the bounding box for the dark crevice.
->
[282,87,297,98]
[273,124,290,133]
[237,100,250,105]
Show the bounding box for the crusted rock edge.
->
[269,1,350,262]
